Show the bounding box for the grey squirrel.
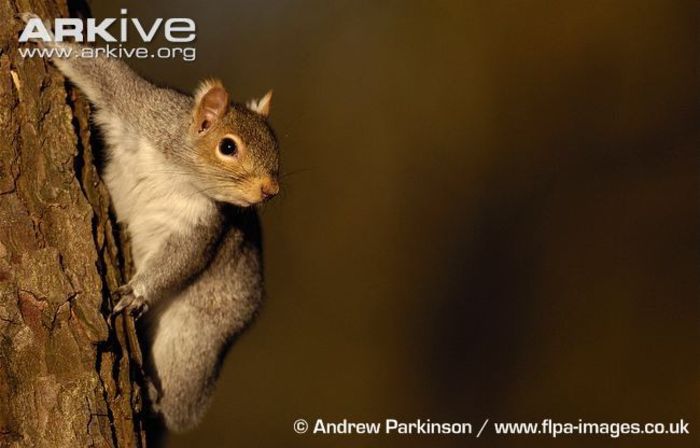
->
[19,13,279,431]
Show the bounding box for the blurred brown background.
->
[90,1,699,447]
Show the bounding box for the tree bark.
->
[0,0,146,446]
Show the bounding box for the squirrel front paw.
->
[18,12,54,48]
[112,284,149,319]
[18,12,41,25]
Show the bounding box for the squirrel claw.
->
[111,284,148,319]
[18,12,40,24]
[131,300,149,320]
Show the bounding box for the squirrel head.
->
[188,79,279,207]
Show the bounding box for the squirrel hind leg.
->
[155,373,215,433]
[149,307,223,432]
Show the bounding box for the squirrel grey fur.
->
[20,13,280,432]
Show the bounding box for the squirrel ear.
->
[247,90,273,117]
[194,79,230,133]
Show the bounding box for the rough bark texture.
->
[0,0,146,446]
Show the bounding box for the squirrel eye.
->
[218,137,237,156]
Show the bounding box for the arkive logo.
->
[19,9,196,43]
[18,9,198,62]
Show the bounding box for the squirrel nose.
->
[260,177,279,200]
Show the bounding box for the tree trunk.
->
[0,0,147,446]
